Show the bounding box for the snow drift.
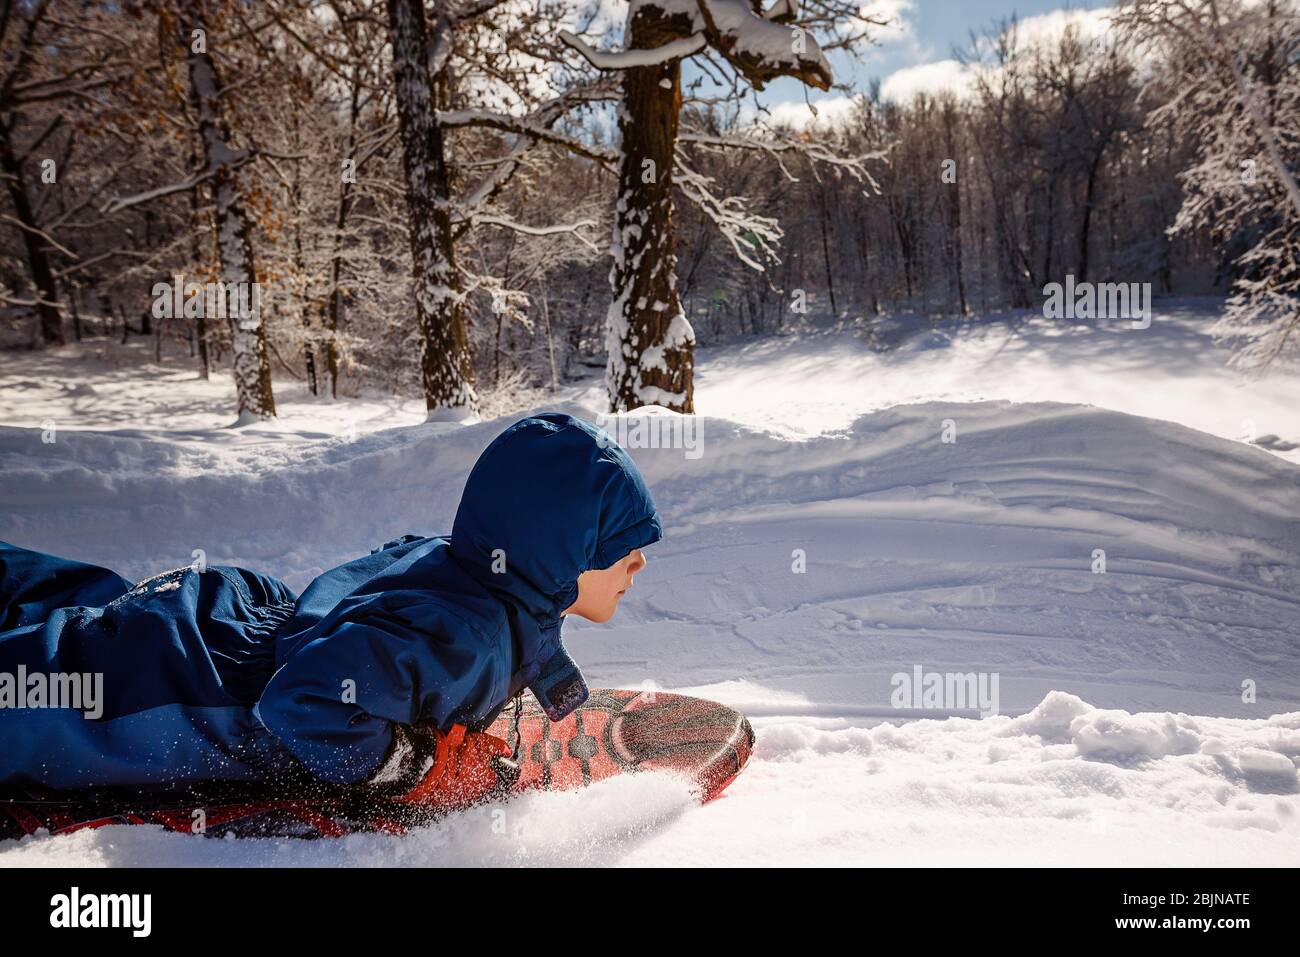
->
[3,397,1297,716]
[1,393,1298,865]
[4,691,1297,867]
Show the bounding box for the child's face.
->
[563,549,647,623]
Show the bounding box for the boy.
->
[0,413,661,810]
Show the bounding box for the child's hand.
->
[390,724,517,809]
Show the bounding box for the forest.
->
[1,0,1297,421]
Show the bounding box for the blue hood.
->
[450,413,663,718]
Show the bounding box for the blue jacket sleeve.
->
[254,598,508,785]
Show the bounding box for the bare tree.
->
[0,0,134,344]
[563,0,887,413]
[1118,0,1300,370]
[384,0,476,419]
[180,0,276,419]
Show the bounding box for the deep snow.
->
[1,299,1298,866]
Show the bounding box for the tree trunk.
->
[541,291,558,390]
[943,111,970,315]
[186,140,210,379]
[285,109,315,396]
[67,282,81,341]
[183,1,275,420]
[386,0,475,420]
[323,80,362,400]
[0,118,63,344]
[951,180,970,316]
[1078,151,1104,284]
[817,179,838,317]
[605,4,695,413]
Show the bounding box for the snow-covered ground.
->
[685,299,1300,463]
[2,298,1299,866]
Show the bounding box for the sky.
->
[745,0,1116,122]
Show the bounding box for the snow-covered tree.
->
[384,0,476,419]
[99,0,280,419]
[0,0,1245,411]
[180,0,276,419]
[1117,0,1300,370]
[382,0,618,420]
[561,0,887,413]
[250,0,395,399]
[0,0,136,345]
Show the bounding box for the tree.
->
[563,0,886,413]
[384,0,475,419]
[380,0,614,419]
[180,0,276,419]
[0,0,134,345]
[1117,0,1300,369]
[100,1,280,419]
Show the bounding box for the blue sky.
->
[856,0,1110,80]
[748,0,1114,116]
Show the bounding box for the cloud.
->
[859,0,918,45]
[1012,6,1114,47]
[763,95,861,131]
[878,5,1122,103]
[880,59,975,102]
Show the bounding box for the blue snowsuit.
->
[0,413,662,790]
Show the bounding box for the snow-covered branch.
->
[558,29,707,70]
[680,127,888,189]
[465,214,600,252]
[99,152,254,215]
[438,110,618,166]
[694,0,833,91]
[673,147,782,272]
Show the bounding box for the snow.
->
[560,0,833,90]
[1,298,1299,866]
[675,299,1300,465]
[5,695,1296,866]
[701,0,832,80]
[559,29,707,70]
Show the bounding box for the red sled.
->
[0,689,754,840]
